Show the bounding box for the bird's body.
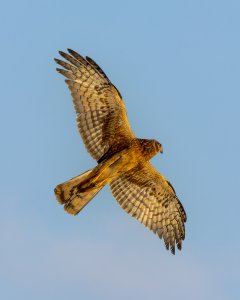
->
[80,139,151,189]
[54,49,186,254]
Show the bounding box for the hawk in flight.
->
[54,49,186,254]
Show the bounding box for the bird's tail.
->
[54,169,103,215]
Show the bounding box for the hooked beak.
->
[160,145,163,154]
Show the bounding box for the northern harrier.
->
[54,49,186,254]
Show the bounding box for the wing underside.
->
[110,162,186,254]
[55,49,135,161]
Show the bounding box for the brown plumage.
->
[54,49,186,254]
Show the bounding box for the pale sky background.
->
[1,1,240,299]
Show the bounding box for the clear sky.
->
[1,0,240,299]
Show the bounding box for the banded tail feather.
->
[54,169,103,215]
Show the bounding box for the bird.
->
[54,49,186,254]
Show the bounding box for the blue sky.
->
[1,0,240,299]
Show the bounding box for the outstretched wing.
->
[110,162,187,254]
[55,49,135,161]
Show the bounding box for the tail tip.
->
[54,184,65,204]
[54,184,80,215]
[64,202,80,215]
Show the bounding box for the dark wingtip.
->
[85,56,92,61]
[59,50,67,57]
[67,48,75,55]
[177,241,182,251]
[54,58,62,65]
[67,48,86,61]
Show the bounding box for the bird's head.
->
[152,139,163,154]
[138,138,163,160]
